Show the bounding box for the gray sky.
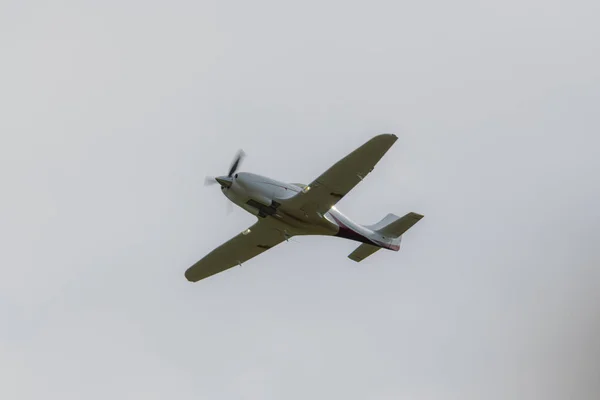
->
[1,0,599,399]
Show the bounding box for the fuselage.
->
[219,172,395,249]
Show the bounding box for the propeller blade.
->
[204,176,218,186]
[226,201,233,215]
[227,149,245,177]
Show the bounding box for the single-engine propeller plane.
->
[185,134,423,282]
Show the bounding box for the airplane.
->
[185,133,423,282]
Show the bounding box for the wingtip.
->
[379,133,398,140]
[184,269,197,283]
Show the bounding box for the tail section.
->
[348,212,424,262]
[370,212,424,238]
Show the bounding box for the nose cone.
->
[215,176,233,188]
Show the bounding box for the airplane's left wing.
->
[185,220,286,282]
[285,134,398,215]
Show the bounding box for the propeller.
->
[204,150,246,214]
[227,149,245,178]
[204,149,245,187]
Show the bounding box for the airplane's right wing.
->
[185,219,287,282]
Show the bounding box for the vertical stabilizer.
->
[348,212,423,261]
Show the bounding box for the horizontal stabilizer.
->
[348,243,381,262]
[377,212,424,237]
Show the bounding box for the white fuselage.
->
[221,172,394,249]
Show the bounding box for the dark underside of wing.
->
[185,220,286,282]
[283,134,398,214]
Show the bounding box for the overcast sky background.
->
[1,1,599,399]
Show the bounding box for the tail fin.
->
[365,213,402,232]
[348,212,423,262]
